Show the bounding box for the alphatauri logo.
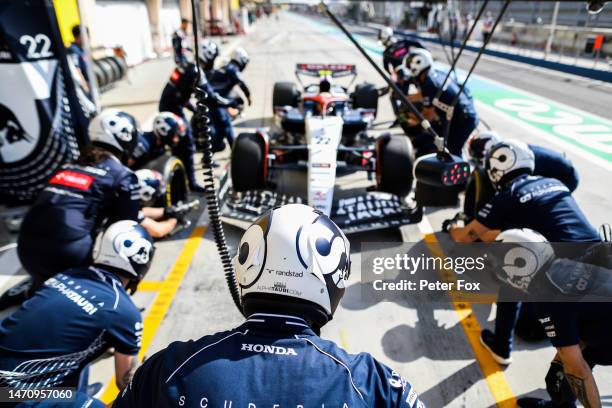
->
[241,343,298,356]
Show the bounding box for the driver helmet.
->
[230,48,249,71]
[152,112,186,148]
[135,169,166,207]
[319,74,333,93]
[92,220,155,294]
[378,26,395,47]
[233,204,351,330]
[88,109,139,163]
[404,48,434,78]
[485,139,535,189]
[494,228,554,292]
[463,130,501,166]
[197,39,219,71]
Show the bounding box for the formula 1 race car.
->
[272,63,379,140]
[219,65,422,234]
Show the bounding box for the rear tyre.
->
[147,155,188,207]
[376,133,414,198]
[272,82,300,110]
[353,82,378,117]
[231,133,267,192]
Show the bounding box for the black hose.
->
[190,0,244,315]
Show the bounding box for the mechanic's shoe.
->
[0,278,32,310]
[516,398,559,408]
[190,183,206,193]
[480,329,512,365]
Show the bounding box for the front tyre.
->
[231,132,267,192]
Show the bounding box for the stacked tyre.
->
[93,56,128,89]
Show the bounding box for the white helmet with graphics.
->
[231,47,249,70]
[233,204,351,328]
[378,26,394,46]
[92,220,155,292]
[405,48,434,77]
[494,228,554,292]
[88,109,139,160]
[463,130,501,166]
[485,139,535,188]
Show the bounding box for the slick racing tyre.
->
[272,82,300,110]
[463,167,495,221]
[231,132,267,192]
[376,133,414,198]
[352,82,378,117]
[147,155,188,207]
[92,62,106,87]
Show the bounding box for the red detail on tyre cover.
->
[49,170,94,190]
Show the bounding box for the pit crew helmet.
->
[92,220,155,293]
[494,228,554,292]
[463,130,501,166]
[405,48,434,77]
[197,39,219,71]
[88,109,139,162]
[135,169,166,207]
[152,112,186,148]
[485,139,535,188]
[378,26,394,46]
[233,204,351,330]
[231,47,249,71]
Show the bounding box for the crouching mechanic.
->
[129,112,187,170]
[493,230,611,408]
[0,221,154,406]
[464,130,579,193]
[112,204,426,407]
[447,140,599,367]
[404,48,479,156]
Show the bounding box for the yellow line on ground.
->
[422,232,516,407]
[136,281,164,292]
[100,226,207,404]
[339,329,350,352]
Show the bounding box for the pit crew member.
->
[447,140,599,368]
[129,112,187,170]
[0,221,154,406]
[193,41,240,153]
[16,110,141,294]
[493,229,611,408]
[172,18,192,66]
[404,48,479,156]
[464,130,579,192]
[112,204,426,408]
[208,47,251,149]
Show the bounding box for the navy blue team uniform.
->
[530,144,579,193]
[159,66,201,188]
[208,61,251,148]
[0,267,141,406]
[172,29,190,66]
[382,39,425,74]
[113,314,425,408]
[131,131,167,170]
[477,174,599,358]
[17,157,140,285]
[419,69,479,156]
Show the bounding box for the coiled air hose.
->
[190,0,244,316]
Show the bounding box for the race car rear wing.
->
[295,63,356,78]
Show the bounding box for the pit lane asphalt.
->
[1,11,610,406]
